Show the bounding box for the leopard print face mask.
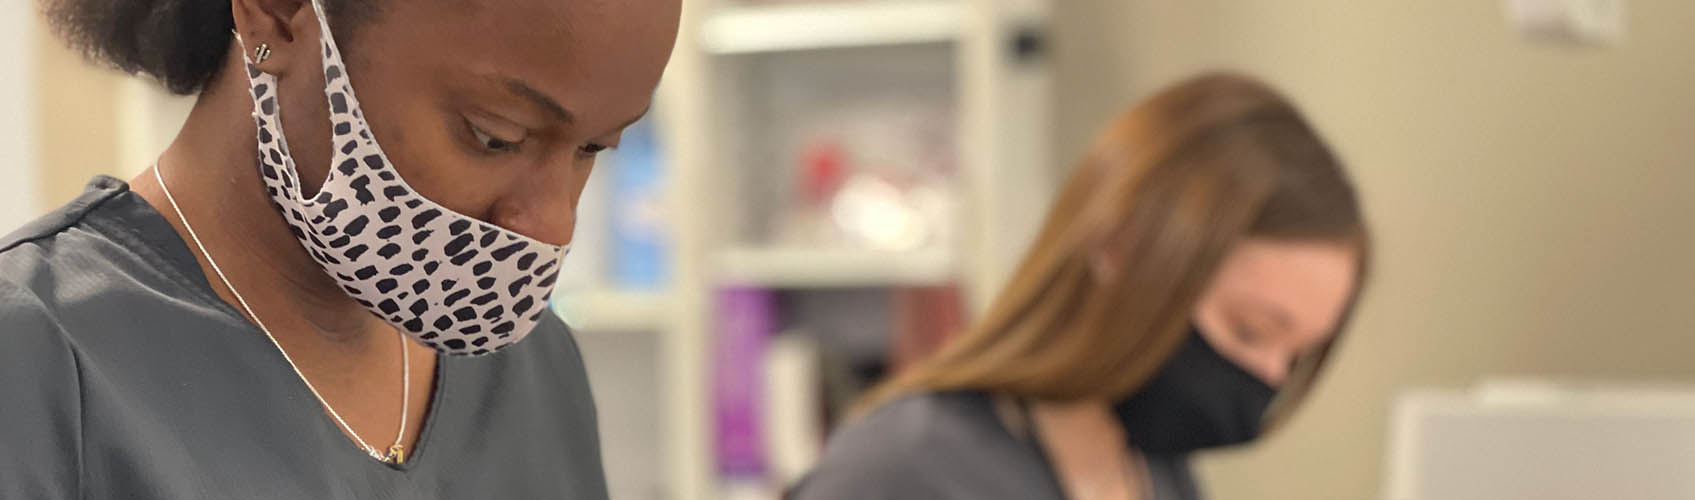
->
[239,0,567,356]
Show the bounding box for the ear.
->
[230,0,319,74]
[1088,246,1118,285]
[1087,228,1129,285]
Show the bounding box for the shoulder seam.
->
[70,341,86,500]
[0,185,127,255]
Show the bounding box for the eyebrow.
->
[617,105,654,132]
[503,78,573,124]
[501,77,653,137]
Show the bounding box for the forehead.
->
[353,0,679,124]
[1213,239,1359,343]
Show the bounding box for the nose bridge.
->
[1262,357,1290,388]
[492,160,582,247]
[1244,344,1293,388]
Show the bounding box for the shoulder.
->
[0,181,125,466]
[0,177,152,320]
[0,176,131,259]
[0,278,84,498]
[0,176,176,407]
[837,391,1005,452]
[0,178,133,351]
[794,391,1013,499]
[0,278,77,365]
[0,177,215,340]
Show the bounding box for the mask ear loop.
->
[233,29,311,208]
[232,30,248,61]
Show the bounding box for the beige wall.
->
[1052,1,1695,499]
[33,17,123,207]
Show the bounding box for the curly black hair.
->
[42,0,376,95]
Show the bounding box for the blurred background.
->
[5,0,1695,499]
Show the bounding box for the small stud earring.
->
[253,43,272,64]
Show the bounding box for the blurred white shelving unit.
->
[660,0,1056,498]
[552,290,673,333]
[715,247,956,288]
[701,0,965,54]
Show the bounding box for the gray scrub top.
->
[0,177,608,499]
[792,391,1202,500]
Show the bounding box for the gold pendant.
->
[387,444,406,464]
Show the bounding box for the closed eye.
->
[1232,322,1264,347]
[467,120,526,155]
[580,121,636,159]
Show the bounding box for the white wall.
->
[1051,2,1695,499]
[1,7,40,228]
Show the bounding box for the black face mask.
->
[1112,326,1278,454]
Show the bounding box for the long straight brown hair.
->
[859,73,1370,424]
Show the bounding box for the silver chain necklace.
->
[154,163,411,464]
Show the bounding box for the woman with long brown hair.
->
[793,73,1371,500]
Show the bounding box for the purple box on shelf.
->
[712,287,776,479]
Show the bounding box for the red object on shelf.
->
[800,140,847,206]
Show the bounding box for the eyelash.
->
[1233,323,1263,346]
[469,124,524,155]
[467,121,612,159]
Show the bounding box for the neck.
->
[136,50,384,345]
[1030,398,1142,500]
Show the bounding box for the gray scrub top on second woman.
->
[792,390,1201,500]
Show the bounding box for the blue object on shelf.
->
[608,115,671,290]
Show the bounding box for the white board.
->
[1388,380,1695,500]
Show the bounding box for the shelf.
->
[552,290,673,332]
[701,0,964,54]
[715,246,956,288]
